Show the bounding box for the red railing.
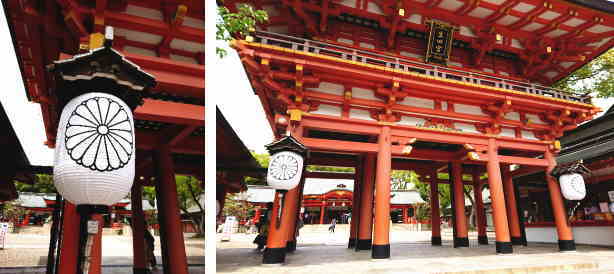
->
[252,31,592,104]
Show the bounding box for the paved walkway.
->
[0,233,204,273]
[217,225,614,274]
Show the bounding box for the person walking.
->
[143,225,157,270]
[253,202,273,251]
[328,218,337,233]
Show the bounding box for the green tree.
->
[14,174,56,193]
[222,193,255,221]
[141,176,204,236]
[553,49,614,98]
[176,176,204,236]
[217,3,268,58]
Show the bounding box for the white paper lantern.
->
[53,92,135,206]
[266,151,304,190]
[559,173,586,201]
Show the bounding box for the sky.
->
[0,5,54,166]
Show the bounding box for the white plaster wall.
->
[525,114,546,124]
[505,112,520,121]
[399,96,434,109]
[349,108,375,121]
[351,87,378,101]
[454,123,479,133]
[526,226,614,247]
[398,116,426,127]
[307,82,344,96]
[311,104,341,117]
[500,128,515,138]
[455,103,487,116]
[521,130,538,140]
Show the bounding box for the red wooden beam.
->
[134,99,204,126]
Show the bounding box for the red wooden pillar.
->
[154,146,189,274]
[452,161,469,247]
[131,182,148,273]
[486,138,513,254]
[545,148,575,251]
[402,208,408,224]
[357,153,375,250]
[263,187,299,264]
[88,214,104,274]
[349,156,362,248]
[472,169,488,245]
[430,170,441,245]
[372,126,391,259]
[57,202,80,274]
[320,202,326,225]
[285,125,305,253]
[502,165,523,245]
[283,186,301,253]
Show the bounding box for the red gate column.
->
[452,161,469,247]
[88,214,104,274]
[358,153,375,250]
[502,165,522,246]
[473,169,488,245]
[430,170,441,245]
[284,185,302,253]
[372,126,391,259]
[320,204,326,225]
[263,187,299,264]
[131,182,148,273]
[349,159,362,248]
[57,202,80,274]
[486,138,513,254]
[154,146,189,274]
[545,148,576,252]
[402,208,408,224]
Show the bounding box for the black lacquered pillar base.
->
[357,239,372,250]
[133,268,150,274]
[496,241,513,254]
[559,240,576,252]
[454,237,469,247]
[263,247,286,264]
[431,236,442,246]
[511,237,524,246]
[286,240,297,252]
[371,244,390,259]
[348,238,355,248]
[478,235,489,245]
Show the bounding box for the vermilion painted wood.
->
[545,149,574,242]
[502,165,523,241]
[452,161,469,239]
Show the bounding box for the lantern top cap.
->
[49,45,156,92]
[265,135,308,157]
[550,160,591,178]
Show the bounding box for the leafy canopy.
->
[217,3,268,58]
[553,49,613,98]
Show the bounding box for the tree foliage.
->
[14,174,56,193]
[553,49,614,98]
[217,3,268,58]
[222,193,255,220]
[0,201,27,223]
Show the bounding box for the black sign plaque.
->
[425,20,457,66]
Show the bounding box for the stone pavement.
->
[0,233,204,273]
[0,266,205,274]
[217,224,614,274]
